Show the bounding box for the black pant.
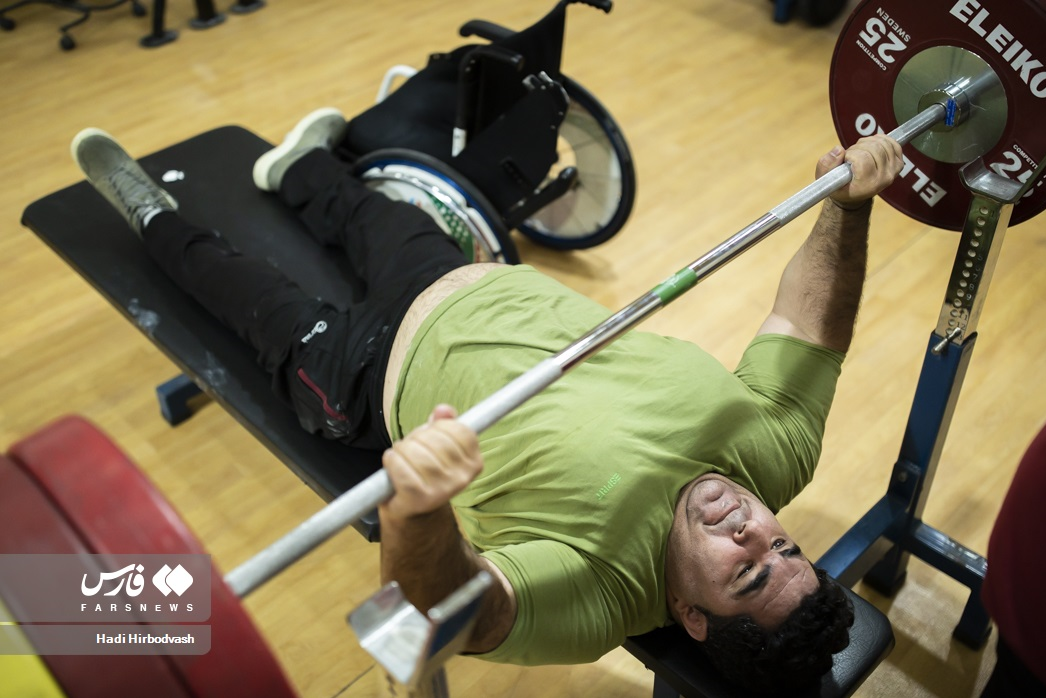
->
[142,149,467,449]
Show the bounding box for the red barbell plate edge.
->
[8,416,297,698]
[0,455,191,698]
[830,0,1046,230]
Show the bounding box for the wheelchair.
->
[335,0,637,264]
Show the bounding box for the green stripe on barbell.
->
[652,268,698,304]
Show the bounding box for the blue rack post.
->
[817,158,1034,648]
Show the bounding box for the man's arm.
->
[758,135,904,352]
[378,404,517,653]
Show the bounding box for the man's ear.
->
[679,604,709,642]
[668,587,709,642]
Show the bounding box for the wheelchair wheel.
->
[515,76,636,250]
[354,149,520,265]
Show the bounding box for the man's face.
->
[668,474,818,631]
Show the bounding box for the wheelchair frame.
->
[348,0,637,261]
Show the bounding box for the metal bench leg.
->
[156,374,205,425]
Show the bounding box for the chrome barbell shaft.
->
[225,98,957,599]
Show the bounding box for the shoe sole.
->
[70,126,117,168]
[252,107,347,191]
[69,126,178,221]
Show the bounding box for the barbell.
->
[3,0,1044,694]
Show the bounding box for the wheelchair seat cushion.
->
[338,48,467,162]
[338,0,569,166]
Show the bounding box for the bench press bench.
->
[22,126,894,697]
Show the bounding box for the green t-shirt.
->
[390,265,843,665]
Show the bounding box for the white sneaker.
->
[253,107,347,192]
[71,128,178,236]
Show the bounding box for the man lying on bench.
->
[69,109,903,696]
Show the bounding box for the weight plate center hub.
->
[831,0,1046,230]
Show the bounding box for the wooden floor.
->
[2,0,1044,696]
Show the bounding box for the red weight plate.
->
[830,0,1046,230]
[8,416,298,698]
[0,455,191,698]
